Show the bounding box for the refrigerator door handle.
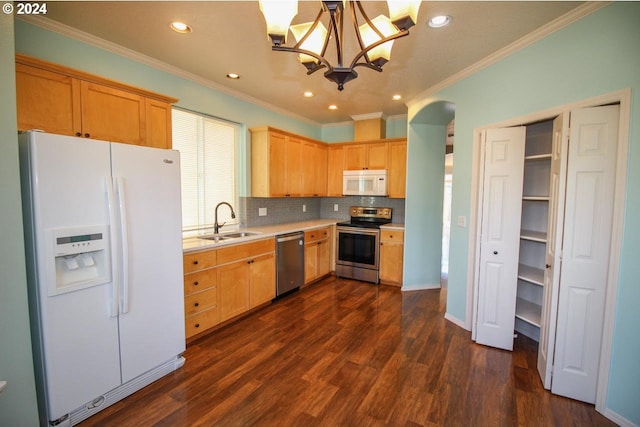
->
[105,176,119,317]
[116,177,130,314]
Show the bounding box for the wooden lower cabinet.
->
[183,249,219,339]
[304,227,332,284]
[379,229,404,286]
[217,259,250,321]
[249,253,276,307]
[183,238,276,339]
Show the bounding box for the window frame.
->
[171,107,240,234]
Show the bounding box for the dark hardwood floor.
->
[79,276,616,427]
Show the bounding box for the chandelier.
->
[259,0,421,91]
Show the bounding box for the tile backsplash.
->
[240,196,405,227]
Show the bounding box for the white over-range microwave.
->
[342,170,388,196]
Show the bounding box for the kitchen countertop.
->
[183,219,338,253]
[380,223,405,231]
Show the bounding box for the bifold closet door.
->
[537,114,568,388]
[550,105,619,404]
[475,127,526,351]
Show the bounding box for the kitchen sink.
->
[199,231,261,242]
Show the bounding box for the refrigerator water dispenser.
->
[47,225,110,296]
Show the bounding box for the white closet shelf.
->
[518,264,544,286]
[520,229,547,242]
[525,153,552,161]
[522,196,550,201]
[515,297,542,327]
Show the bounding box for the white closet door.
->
[551,105,619,403]
[475,127,526,351]
[537,114,568,388]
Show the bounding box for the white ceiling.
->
[37,1,584,124]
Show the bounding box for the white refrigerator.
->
[19,131,186,426]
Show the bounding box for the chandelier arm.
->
[272,46,330,73]
[353,1,387,43]
[326,2,344,67]
[349,30,409,69]
[289,8,324,51]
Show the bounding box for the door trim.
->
[466,88,630,416]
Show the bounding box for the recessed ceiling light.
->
[328,105,338,110]
[303,91,314,98]
[392,94,402,101]
[170,21,192,34]
[226,73,240,80]
[428,15,451,28]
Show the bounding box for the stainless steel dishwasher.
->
[276,231,305,297]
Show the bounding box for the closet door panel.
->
[551,105,619,404]
[538,114,568,389]
[475,127,526,351]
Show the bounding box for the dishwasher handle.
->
[277,232,304,243]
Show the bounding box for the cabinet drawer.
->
[305,226,331,243]
[184,287,218,316]
[381,230,404,243]
[184,268,217,295]
[185,308,220,338]
[183,249,217,273]
[217,238,275,265]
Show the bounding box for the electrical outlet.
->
[334,204,339,212]
[303,204,306,213]
[258,207,267,217]
[457,215,466,227]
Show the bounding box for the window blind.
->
[172,108,238,231]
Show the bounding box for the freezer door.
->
[20,132,122,421]
[110,143,185,383]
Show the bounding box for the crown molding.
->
[387,114,408,122]
[351,112,386,121]
[406,1,610,111]
[17,15,321,127]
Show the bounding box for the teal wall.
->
[0,14,40,426]
[403,123,446,289]
[408,3,639,423]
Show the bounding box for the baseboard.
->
[401,282,440,292]
[600,407,638,427]
[444,312,471,331]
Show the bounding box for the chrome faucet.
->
[214,202,236,234]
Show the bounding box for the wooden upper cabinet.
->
[344,142,388,170]
[302,141,328,197]
[16,63,81,136]
[366,143,389,169]
[15,54,177,149]
[327,145,345,197]
[80,81,145,145]
[251,127,326,197]
[145,98,173,149]
[388,140,407,198]
[287,136,303,197]
[251,126,406,199]
[268,131,288,197]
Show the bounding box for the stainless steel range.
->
[335,206,392,284]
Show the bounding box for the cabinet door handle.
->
[75,132,82,137]
[194,281,199,286]
[545,264,552,269]
[194,302,199,307]
[84,133,90,138]
[493,251,498,255]
[317,241,321,245]
[195,323,200,328]
[193,260,199,265]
